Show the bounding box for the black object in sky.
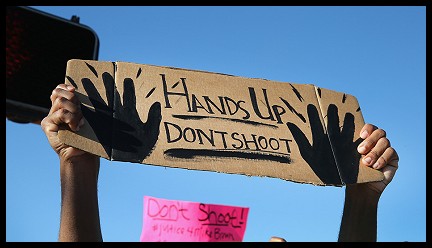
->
[6,6,99,124]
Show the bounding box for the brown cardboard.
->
[58,59,384,186]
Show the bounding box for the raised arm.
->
[41,84,102,242]
[338,123,399,242]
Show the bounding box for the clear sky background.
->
[6,6,426,242]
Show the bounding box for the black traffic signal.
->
[6,6,99,124]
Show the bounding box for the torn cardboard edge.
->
[59,59,384,186]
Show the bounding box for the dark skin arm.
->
[41,84,102,242]
[270,124,399,242]
[338,124,399,242]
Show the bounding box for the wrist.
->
[60,153,100,184]
[345,183,382,204]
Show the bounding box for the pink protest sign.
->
[140,196,249,242]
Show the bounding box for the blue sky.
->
[6,6,426,242]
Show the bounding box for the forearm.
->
[59,154,102,242]
[338,183,381,242]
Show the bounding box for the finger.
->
[102,72,115,107]
[141,102,162,155]
[50,84,76,102]
[372,146,399,170]
[340,112,355,143]
[308,104,325,142]
[361,137,390,167]
[55,83,75,92]
[50,103,84,132]
[53,96,82,115]
[82,78,110,112]
[145,102,162,127]
[358,123,378,139]
[287,122,312,155]
[381,161,398,186]
[122,78,138,114]
[41,114,60,138]
[50,94,82,122]
[50,85,79,113]
[326,104,340,139]
[357,127,386,154]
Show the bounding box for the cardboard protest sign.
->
[140,196,249,242]
[58,59,384,186]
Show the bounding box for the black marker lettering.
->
[164,122,182,143]
[249,87,275,121]
[231,132,243,149]
[279,138,293,153]
[183,127,196,143]
[258,136,268,150]
[241,133,259,150]
[191,94,209,113]
[161,74,191,111]
[203,96,226,115]
[272,104,286,124]
[237,100,251,120]
[196,128,215,146]
[214,131,228,149]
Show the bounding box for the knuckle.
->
[367,123,378,132]
[365,123,374,130]
[60,97,70,107]
[51,87,60,96]
[377,156,386,165]
[361,139,372,149]
[58,108,69,118]
[388,147,399,160]
[380,137,390,148]
[368,150,379,160]
[53,97,63,108]
[40,117,48,128]
[376,128,386,137]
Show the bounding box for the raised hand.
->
[41,84,88,161]
[67,68,162,163]
[356,124,399,193]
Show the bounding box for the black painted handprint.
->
[286,104,342,185]
[67,67,161,163]
[325,104,361,184]
[111,78,162,162]
[287,104,361,185]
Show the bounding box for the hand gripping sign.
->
[58,59,384,186]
